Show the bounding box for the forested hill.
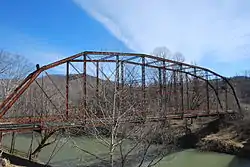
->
[1,74,250,105]
[229,76,250,105]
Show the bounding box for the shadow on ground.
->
[177,118,224,149]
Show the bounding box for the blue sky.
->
[0,0,131,65]
[1,0,250,77]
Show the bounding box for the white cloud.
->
[73,0,250,63]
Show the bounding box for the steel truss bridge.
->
[0,51,242,133]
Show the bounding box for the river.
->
[2,133,250,167]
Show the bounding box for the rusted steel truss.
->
[0,51,242,132]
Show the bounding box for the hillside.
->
[34,74,250,109]
[230,76,250,105]
[1,74,250,119]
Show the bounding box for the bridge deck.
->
[0,111,235,132]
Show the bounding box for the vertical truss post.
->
[83,54,87,120]
[96,62,99,115]
[129,68,133,100]
[116,55,120,112]
[180,65,184,117]
[10,132,16,154]
[66,61,69,119]
[121,62,124,89]
[162,61,167,112]
[225,82,228,111]
[173,70,177,113]
[168,72,172,113]
[206,71,210,114]
[121,61,124,113]
[185,73,189,111]
[142,56,146,117]
[216,78,219,113]
[28,131,34,160]
[96,62,99,99]
[29,87,32,117]
[194,67,197,86]
[158,67,162,112]
[0,132,2,147]
[41,75,44,117]
[193,67,197,111]
[41,75,45,128]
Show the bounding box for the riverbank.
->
[196,127,243,155]
[0,151,51,167]
[1,115,249,166]
[66,115,250,159]
[178,115,250,159]
[1,117,250,167]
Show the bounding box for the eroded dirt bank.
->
[177,115,250,158]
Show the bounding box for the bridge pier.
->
[10,132,16,154]
[184,118,194,135]
[0,132,2,148]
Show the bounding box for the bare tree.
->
[152,47,171,59]
[0,50,33,101]
[172,52,185,62]
[152,46,185,62]
[62,61,180,167]
[30,130,59,159]
[0,52,66,160]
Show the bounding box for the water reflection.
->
[228,157,250,167]
[228,138,250,167]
